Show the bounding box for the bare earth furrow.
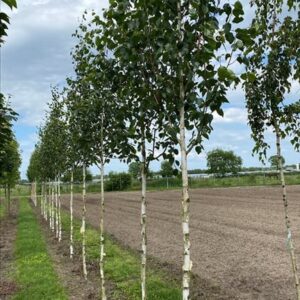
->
[62,185,300,299]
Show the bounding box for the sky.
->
[1,0,300,179]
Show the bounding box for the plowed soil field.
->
[62,185,300,299]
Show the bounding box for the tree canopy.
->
[0,0,17,45]
[160,161,174,178]
[128,162,141,179]
[207,149,242,177]
[268,155,285,170]
[0,136,21,187]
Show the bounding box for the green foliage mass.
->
[0,0,17,45]
[207,148,242,177]
[0,137,21,187]
[243,0,300,159]
[268,155,285,170]
[128,162,141,179]
[160,160,175,178]
[105,172,132,191]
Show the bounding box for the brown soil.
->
[0,198,19,299]
[33,204,117,300]
[62,185,300,300]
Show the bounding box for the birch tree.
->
[63,86,82,260]
[243,0,300,297]
[65,77,95,280]
[96,6,182,298]
[37,89,68,239]
[101,1,247,298]
[71,20,130,291]
[27,145,42,208]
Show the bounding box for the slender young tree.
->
[71,20,136,296]
[37,88,68,239]
[243,1,300,298]
[65,77,94,279]
[0,95,18,205]
[0,136,21,214]
[97,7,182,297]
[27,145,42,208]
[101,1,247,298]
[61,84,83,259]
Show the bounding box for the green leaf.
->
[2,0,17,9]
[223,3,232,16]
[233,1,244,17]
[225,31,235,43]
[195,146,202,154]
[218,66,236,81]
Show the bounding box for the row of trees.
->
[27,1,300,299]
[134,149,242,178]
[0,0,21,215]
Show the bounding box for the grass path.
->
[0,197,6,218]
[13,198,67,300]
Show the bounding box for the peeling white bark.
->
[41,182,44,216]
[141,141,147,300]
[55,177,59,239]
[51,180,55,232]
[275,125,300,300]
[48,181,51,226]
[100,161,106,300]
[82,164,87,280]
[58,175,62,242]
[44,182,48,221]
[34,180,37,206]
[70,170,74,259]
[177,2,192,298]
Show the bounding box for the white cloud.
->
[213,107,247,124]
[3,0,300,178]
[2,0,109,127]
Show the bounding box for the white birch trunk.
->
[4,185,7,214]
[275,125,300,299]
[34,180,37,207]
[31,182,34,206]
[49,181,52,225]
[31,182,34,205]
[100,161,106,300]
[51,180,55,231]
[55,177,59,239]
[44,180,52,221]
[58,175,62,242]
[141,141,147,300]
[70,169,74,259]
[44,182,48,221]
[178,1,192,298]
[81,164,87,280]
[7,185,10,215]
[180,107,192,300]
[41,182,44,215]
[43,181,51,220]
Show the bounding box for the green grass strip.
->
[59,173,300,194]
[13,198,67,300]
[0,202,5,219]
[61,209,181,300]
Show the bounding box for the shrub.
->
[105,172,132,191]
